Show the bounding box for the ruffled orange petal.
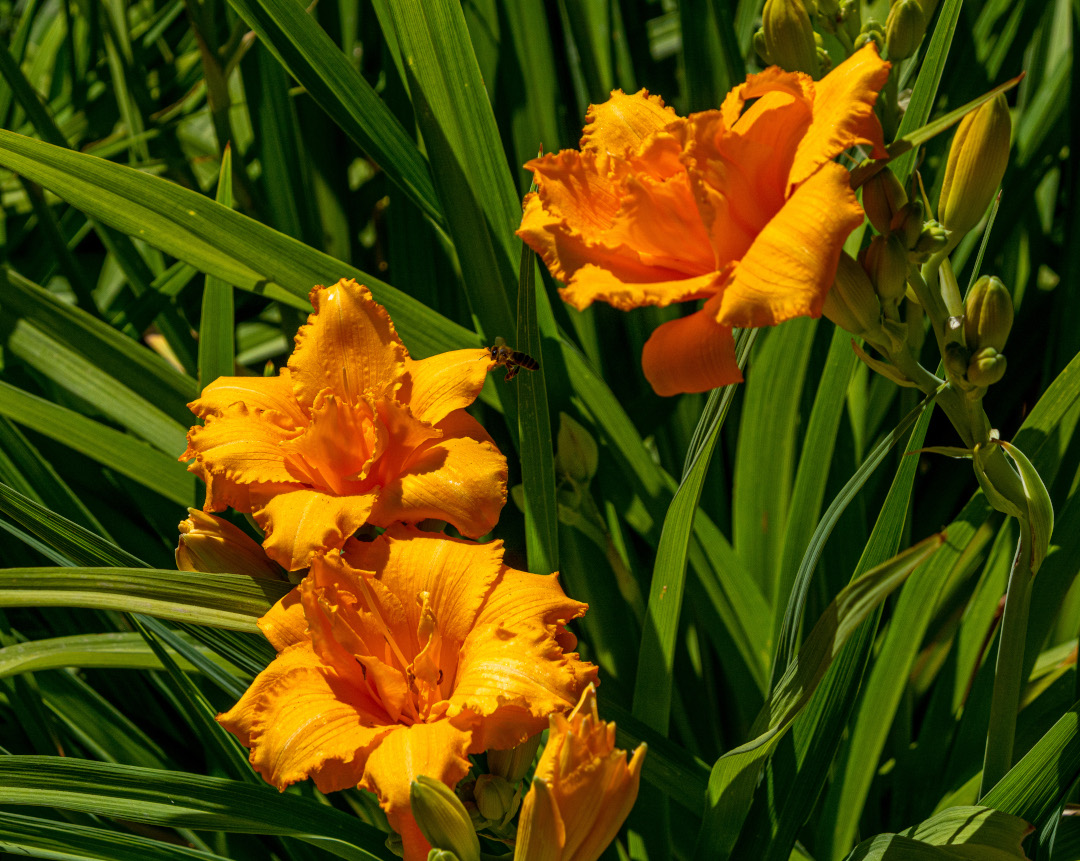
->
[367,400,443,483]
[450,621,597,750]
[581,89,678,163]
[359,719,476,861]
[719,65,814,130]
[217,642,393,793]
[288,279,407,411]
[560,266,722,312]
[789,44,890,187]
[258,588,307,651]
[254,488,377,570]
[278,393,384,494]
[181,405,304,505]
[715,161,864,328]
[343,526,505,648]
[367,411,507,539]
[190,369,308,428]
[640,303,741,396]
[401,349,493,426]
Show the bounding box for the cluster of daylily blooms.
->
[176,33,1019,861]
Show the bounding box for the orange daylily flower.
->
[217,526,598,861]
[515,685,645,861]
[518,45,890,396]
[181,279,507,570]
[175,509,286,580]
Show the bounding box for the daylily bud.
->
[854,21,884,54]
[912,221,951,259]
[964,275,1013,352]
[823,252,886,344]
[556,414,600,485]
[176,509,284,579]
[885,0,925,60]
[427,852,459,861]
[840,0,861,41]
[488,733,543,783]
[938,93,1011,240]
[515,686,645,861]
[473,774,521,828]
[967,347,1007,388]
[863,234,909,303]
[762,0,819,76]
[754,28,772,64]
[890,199,924,250]
[410,776,481,861]
[862,168,908,235]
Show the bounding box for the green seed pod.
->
[967,346,1007,388]
[862,168,908,235]
[939,93,1012,240]
[822,252,884,341]
[762,0,820,75]
[863,234,910,302]
[964,275,1014,352]
[410,777,481,861]
[885,0,925,60]
[890,199,924,250]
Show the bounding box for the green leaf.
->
[694,533,946,860]
[0,381,194,507]
[981,700,1080,834]
[0,567,289,631]
[224,0,442,227]
[891,0,963,182]
[197,145,235,391]
[0,809,231,861]
[0,756,387,861]
[379,0,521,354]
[844,806,1033,860]
[632,328,756,735]
[515,243,558,574]
[0,631,223,679]
[996,440,1054,574]
[0,131,486,372]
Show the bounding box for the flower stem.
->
[979,524,1033,796]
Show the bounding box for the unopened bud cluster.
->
[945,276,1014,394]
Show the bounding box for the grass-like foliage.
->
[0,0,1077,859]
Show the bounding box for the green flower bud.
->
[854,21,884,54]
[555,414,599,485]
[863,234,910,303]
[410,777,481,861]
[862,168,908,235]
[385,832,404,858]
[885,0,925,60]
[822,252,884,341]
[427,852,459,861]
[762,0,820,76]
[890,199,924,250]
[912,221,951,259]
[964,276,1014,352]
[942,342,971,387]
[967,347,1007,388]
[840,0,861,41]
[473,774,521,828]
[487,733,543,783]
[754,28,772,64]
[939,93,1012,241]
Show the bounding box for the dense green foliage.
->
[0,0,1077,859]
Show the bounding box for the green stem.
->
[979,524,1034,796]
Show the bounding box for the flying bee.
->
[489,337,539,381]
